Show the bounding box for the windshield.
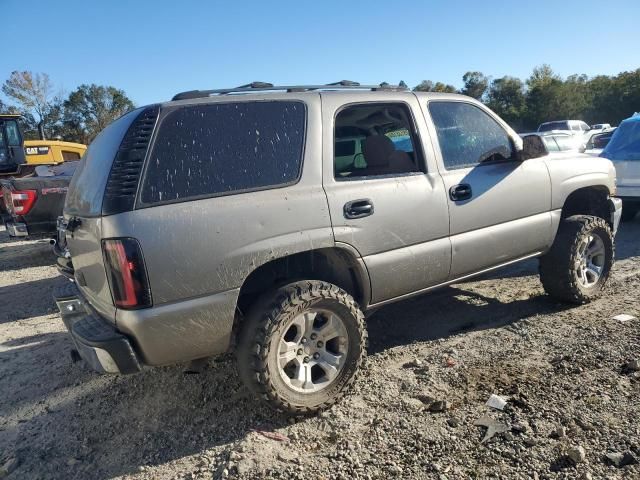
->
[601,121,640,161]
[538,121,569,132]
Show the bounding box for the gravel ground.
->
[0,221,639,480]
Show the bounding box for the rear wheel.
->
[237,280,366,415]
[539,215,614,304]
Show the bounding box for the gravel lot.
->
[1,221,639,479]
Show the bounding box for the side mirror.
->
[517,134,548,160]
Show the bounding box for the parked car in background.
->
[54,82,621,415]
[601,114,640,221]
[1,161,78,237]
[521,131,584,155]
[537,120,591,134]
[591,123,611,131]
[584,128,617,156]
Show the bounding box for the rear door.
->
[422,99,552,279]
[322,93,451,304]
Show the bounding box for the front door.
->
[423,100,552,278]
[321,93,451,304]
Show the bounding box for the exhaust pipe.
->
[49,238,57,246]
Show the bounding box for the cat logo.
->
[25,146,50,155]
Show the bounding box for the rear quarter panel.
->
[100,96,333,364]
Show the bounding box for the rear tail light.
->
[102,238,152,309]
[10,190,37,215]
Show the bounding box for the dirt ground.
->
[0,221,639,480]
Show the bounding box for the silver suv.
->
[54,82,622,414]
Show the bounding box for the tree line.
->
[0,71,134,144]
[2,66,639,145]
[406,65,640,132]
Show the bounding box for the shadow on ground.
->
[0,220,638,478]
[0,276,68,323]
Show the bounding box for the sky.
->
[2,0,639,107]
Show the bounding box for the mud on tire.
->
[236,280,367,415]
[539,215,614,304]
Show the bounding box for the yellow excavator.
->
[0,114,86,178]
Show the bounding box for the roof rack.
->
[171,80,409,101]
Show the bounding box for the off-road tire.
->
[539,215,614,304]
[621,204,639,222]
[236,280,367,415]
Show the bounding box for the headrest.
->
[362,135,394,167]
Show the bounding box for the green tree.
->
[413,80,435,92]
[486,76,527,130]
[432,82,457,93]
[398,80,408,88]
[62,84,135,144]
[2,71,60,139]
[461,71,488,100]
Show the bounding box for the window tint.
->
[141,101,305,204]
[4,121,21,146]
[428,102,513,170]
[334,103,421,179]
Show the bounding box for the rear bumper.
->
[53,283,141,374]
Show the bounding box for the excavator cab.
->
[0,114,27,175]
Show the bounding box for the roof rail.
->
[171,81,409,101]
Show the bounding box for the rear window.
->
[65,109,142,217]
[538,121,569,132]
[140,101,306,205]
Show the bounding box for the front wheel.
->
[236,280,367,415]
[539,215,614,304]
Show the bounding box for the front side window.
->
[141,101,306,204]
[334,103,421,179]
[428,101,513,170]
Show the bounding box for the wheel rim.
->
[277,308,349,393]
[575,233,605,287]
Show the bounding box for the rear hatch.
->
[63,107,156,321]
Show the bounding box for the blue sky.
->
[2,0,639,106]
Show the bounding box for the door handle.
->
[344,199,374,219]
[449,184,472,201]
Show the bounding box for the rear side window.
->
[140,101,305,204]
[65,108,143,217]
